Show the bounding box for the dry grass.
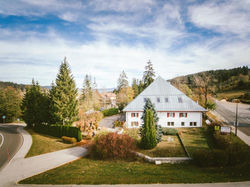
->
[137,135,186,157]
[25,129,74,158]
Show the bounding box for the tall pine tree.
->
[117,70,129,91]
[50,58,78,125]
[142,60,155,89]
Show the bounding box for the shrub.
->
[101,108,119,116]
[192,149,215,167]
[91,132,136,160]
[140,109,157,149]
[114,120,125,128]
[62,136,77,144]
[213,149,229,167]
[34,123,82,141]
[162,128,178,135]
[212,131,231,149]
[226,143,250,166]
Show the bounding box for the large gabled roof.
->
[123,76,206,112]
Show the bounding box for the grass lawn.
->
[19,157,250,184]
[137,135,186,157]
[177,127,211,156]
[216,90,248,100]
[25,129,74,158]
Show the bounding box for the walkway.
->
[99,114,122,128]
[0,124,88,187]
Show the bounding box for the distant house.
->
[100,92,117,109]
[123,76,206,128]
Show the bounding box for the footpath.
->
[0,124,88,187]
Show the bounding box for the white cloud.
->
[188,0,250,36]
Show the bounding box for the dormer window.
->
[165,98,168,102]
[178,97,182,103]
[157,98,160,103]
[144,98,147,102]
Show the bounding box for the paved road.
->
[0,124,23,170]
[99,114,122,128]
[215,100,250,136]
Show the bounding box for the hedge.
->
[34,123,82,142]
[162,128,178,135]
[101,108,119,116]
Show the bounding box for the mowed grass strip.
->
[25,129,74,158]
[177,127,210,156]
[137,135,186,157]
[19,157,250,184]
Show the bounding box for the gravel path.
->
[99,114,122,128]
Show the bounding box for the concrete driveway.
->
[99,114,122,128]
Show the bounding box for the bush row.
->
[34,123,82,142]
[101,108,119,116]
[192,143,250,167]
[162,128,178,135]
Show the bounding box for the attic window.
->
[144,98,147,102]
[178,97,183,103]
[165,98,168,102]
[157,98,160,103]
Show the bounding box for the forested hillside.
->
[171,66,250,104]
[0,81,27,91]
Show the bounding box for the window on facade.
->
[157,97,160,103]
[144,98,148,102]
[165,97,168,102]
[131,113,139,117]
[181,122,185,126]
[167,112,175,117]
[190,122,197,126]
[178,97,183,103]
[167,122,174,126]
[179,113,187,118]
[131,122,139,127]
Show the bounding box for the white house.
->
[123,76,207,128]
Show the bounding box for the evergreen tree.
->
[141,98,162,143]
[142,60,155,89]
[50,58,78,125]
[131,78,139,98]
[21,80,50,128]
[117,70,129,91]
[140,109,157,149]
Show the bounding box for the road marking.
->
[0,133,4,148]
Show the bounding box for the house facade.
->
[123,77,206,128]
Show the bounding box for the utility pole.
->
[235,102,238,136]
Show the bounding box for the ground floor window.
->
[181,122,185,126]
[190,122,197,126]
[167,122,174,126]
[131,121,139,127]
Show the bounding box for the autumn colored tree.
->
[117,87,134,111]
[0,86,22,123]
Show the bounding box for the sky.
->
[0,0,250,88]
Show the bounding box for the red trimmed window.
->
[179,113,187,118]
[167,112,175,117]
[131,113,139,117]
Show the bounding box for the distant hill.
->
[170,66,250,103]
[0,81,28,91]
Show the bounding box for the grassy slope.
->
[25,129,74,158]
[216,90,248,100]
[137,135,186,157]
[20,158,250,184]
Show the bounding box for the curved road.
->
[0,125,23,170]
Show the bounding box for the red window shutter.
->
[131,113,133,117]
[137,113,139,117]
[167,113,169,117]
[185,113,187,118]
[173,113,175,117]
[179,113,181,117]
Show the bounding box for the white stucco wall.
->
[125,111,202,128]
